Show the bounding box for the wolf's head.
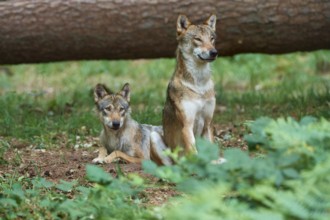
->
[94,83,130,131]
[176,14,218,63]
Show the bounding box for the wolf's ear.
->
[204,14,216,32]
[177,14,191,36]
[94,84,109,103]
[120,83,130,102]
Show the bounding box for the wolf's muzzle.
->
[112,121,121,130]
[209,48,218,59]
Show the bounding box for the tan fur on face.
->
[163,14,217,156]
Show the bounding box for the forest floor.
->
[0,122,247,206]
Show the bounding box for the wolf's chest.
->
[181,97,215,135]
[105,132,133,154]
[182,97,215,115]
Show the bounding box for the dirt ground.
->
[0,123,247,206]
[0,145,180,205]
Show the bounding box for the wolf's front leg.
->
[182,125,197,154]
[178,104,198,155]
[104,150,143,164]
[92,146,108,164]
[201,122,214,142]
[201,99,215,142]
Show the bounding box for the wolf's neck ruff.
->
[176,49,213,95]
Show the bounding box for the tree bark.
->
[0,0,329,64]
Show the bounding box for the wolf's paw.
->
[104,157,119,164]
[211,157,227,165]
[92,157,105,164]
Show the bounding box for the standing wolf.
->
[163,14,218,156]
[92,83,171,165]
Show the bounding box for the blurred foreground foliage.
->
[1,116,329,219]
[143,116,330,220]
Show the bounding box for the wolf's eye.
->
[105,106,112,111]
[194,37,202,42]
[120,107,125,111]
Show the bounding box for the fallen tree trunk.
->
[0,0,330,64]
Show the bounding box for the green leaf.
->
[59,200,86,219]
[39,178,54,188]
[0,198,18,208]
[275,170,284,186]
[278,154,300,167]
[195,138,219,162]
[275,192,309,219]
[12,183,25,200]
[56,180,76,192]
[86,164,112,185]
[223,148,251,170]
[127,174,144,186]
[299,116,317,126]
[76,186,90,196]
[142,160,158,175]
[177,179,211,193]
[282,168,299,179]
[244,118,272,150]
[39,199,53,208]
[247,211,284,220]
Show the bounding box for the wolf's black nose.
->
[112,121,120,129]
[210,49,218,58]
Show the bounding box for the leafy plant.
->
[0,165,152,220]
[143,116,330,220]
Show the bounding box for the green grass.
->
[215,51,330,122]
[0,50,329,143]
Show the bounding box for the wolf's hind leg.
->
[150,131,172,166]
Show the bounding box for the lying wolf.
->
[92,83,171,165]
